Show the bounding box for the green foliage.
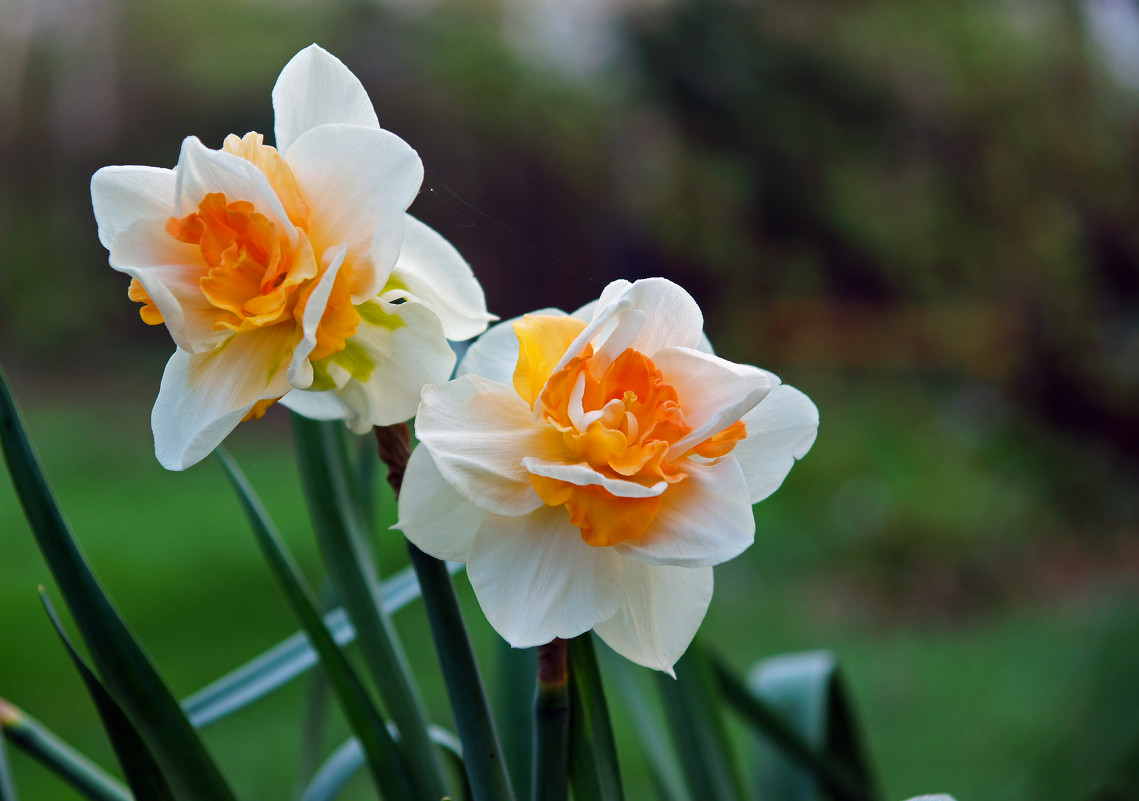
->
[0,368,238,801]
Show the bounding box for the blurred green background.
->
[2,0,1138,799]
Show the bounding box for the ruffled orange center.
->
[514,314,747,548]
[129,133,363,418]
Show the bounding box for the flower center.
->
[513,314,747,548]
[128,133,361,391]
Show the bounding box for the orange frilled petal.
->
[223,132,310,228]
[517,315,751,548]
[530,475,661,547]
[691,419,748,458]
[127,278,164,325]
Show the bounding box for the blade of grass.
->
[0,367,237,801]
[601,652,689,801]
[293,415,446,801]
[376,422,516,801]
[656,640,749,801]
[215,447,415,801]
[0,697,131,801]
[300,726,467,801]
[725,651,876,801]
[182,562,463,727]
[0,710,17,801]
[40,591,173,800]
[567,634,624,801]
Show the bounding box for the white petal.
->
[386,216,494,341]
[272,44,380,155]
[416,375,562,516]
[732,382,819,503]
[279,388,352,421]
[152,326,295,471]
[457,309,566,384]
[108,219,221,353]
[396,445,487,561]
[467,506,624,647]
[287,244,347,387]
[553,277,703,380]
[91,165,176,249]
[594,562,713,675]
[285,124,423,301]
[174,137,297,245]
[313,297,455,431]
[649,347,770,458]
[522,458,666,498]
[614,458,754,567]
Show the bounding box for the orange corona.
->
[513,314,747,547]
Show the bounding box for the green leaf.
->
[567,634,624,801]
[292,415,447,801]
[215,447,415,801]
[0,704,19,801]
[0,695,132,801]
[300,727,468,801]
[657,640,749,801]
[407,544,516,801]
[182,562,463,728]
[0,367,237,801]
[601,652,689,801]
[743,651,877,801]
[39,592,169,801]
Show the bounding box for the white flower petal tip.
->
[93,45,485,469]
[903,796,957,801]
[400,276,817,672]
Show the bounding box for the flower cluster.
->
[92,45,491,470]
[93,46,817,674]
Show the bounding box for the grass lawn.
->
[1,363,1136,800]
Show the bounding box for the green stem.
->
[293,416,446,801]
[0,700,131,801]
[376,424,516,801]
[532,639,569,801]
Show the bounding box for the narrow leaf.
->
[0,367,237,801]
[600,651,689,801]
[299,726,468,801]
[0,703,19,801]
[567,634,624,801]
[293,415,446,801]
[737,651,877,801]
[656,640,749,801]
[40,592,171,800]
[215,447,415,801]
[0,696,131,801]
[182,562,462,728]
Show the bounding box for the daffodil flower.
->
[91,44,491,470]
[397,278,818,673]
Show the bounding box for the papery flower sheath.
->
[91,44,491,470]
[397,278,818,673]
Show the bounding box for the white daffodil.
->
[91,44,491,470]
[397,278,818,673]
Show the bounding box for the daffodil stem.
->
[533,639,570,801]
[0,698,131,801]
[376,423,516,801]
